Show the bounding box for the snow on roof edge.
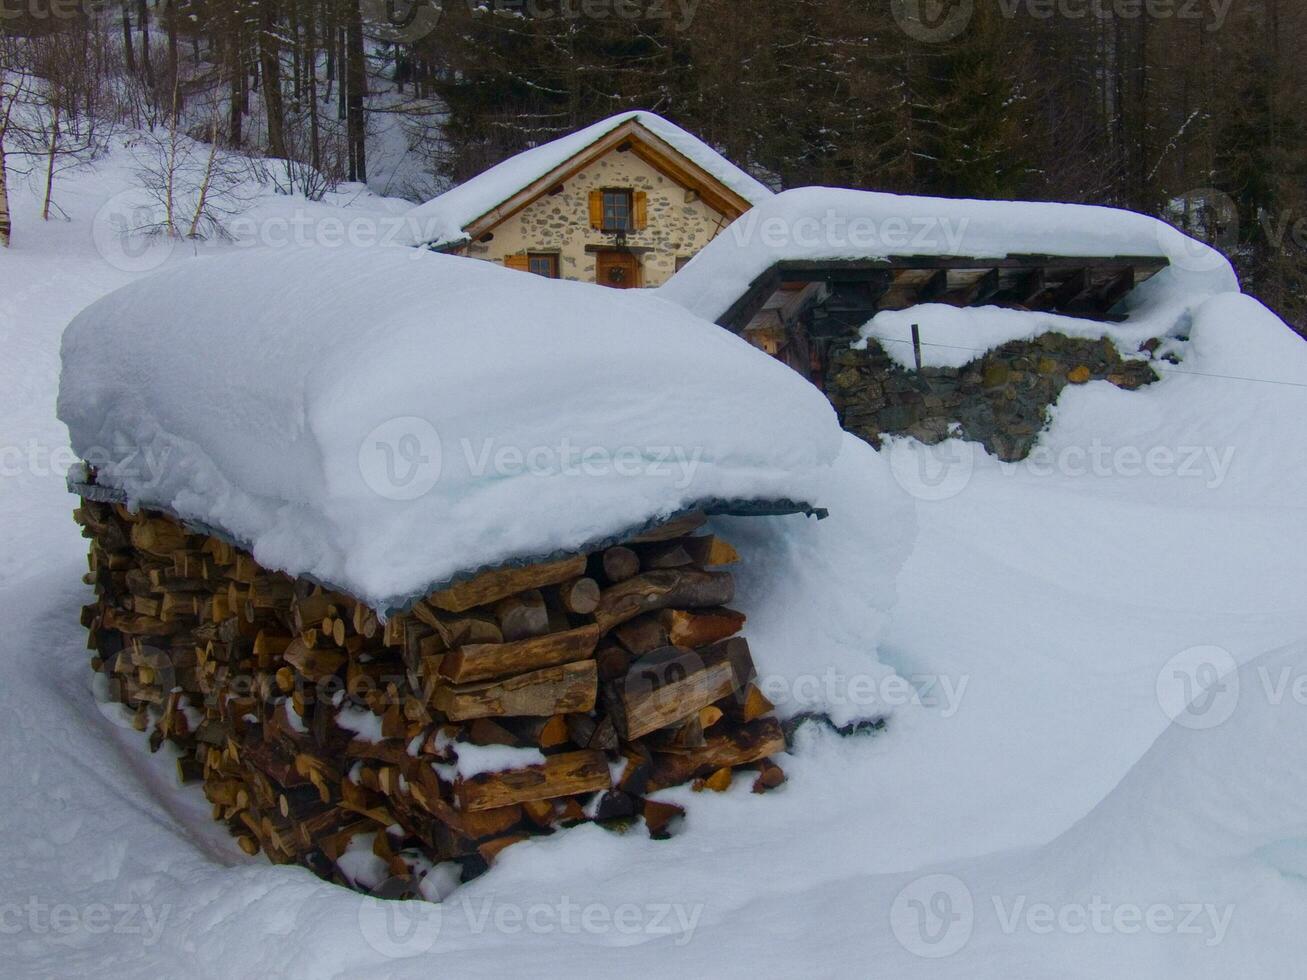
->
[400,110,774,249]
[657,186,1239,325]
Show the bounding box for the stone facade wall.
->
[826,334,1160,462]
[462,148,732,287]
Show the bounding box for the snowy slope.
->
[4,146,1307,978]
[398,110,774,249]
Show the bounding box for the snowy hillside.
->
[3,145,1307,978]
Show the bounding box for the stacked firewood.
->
[74,496,787,893]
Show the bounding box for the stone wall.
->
[463,147,732,287]
[826,334,1160,462]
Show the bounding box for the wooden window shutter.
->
[504,254,531,272]
[633,191,648,230]
[588,190,604,229]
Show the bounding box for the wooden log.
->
[724,683,775,724]
[593,570,735,633]
[411,601,503,647]
[437,625,600,684]
[625,512,707,543]
[427,555,588,614]
[595,644,630,681]
[606,644,742,740]
[600,547,640,584]
[635,539,696,570]
[660,607,746,648]
[130,517,189,557]
[644,714,706,752]
[493,590,549,642]
[648,718,786,790]
[282,639,346,682]
[642,799,685,839]
[613,614,669,656]
[432,660,597,721]
[682,534,740,567]
[454,749,611,811]
[556,577,601,616]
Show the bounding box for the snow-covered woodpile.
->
[74,494,787,891]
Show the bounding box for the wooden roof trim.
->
[717,254,1172,331]
[462,119,754,242]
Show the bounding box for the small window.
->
[602,189,633,232]
[528,253,559,278]
[675,255,692,272]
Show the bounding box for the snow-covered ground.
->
[3,147,1307,978]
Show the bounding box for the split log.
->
[625,512,707,543]
[427,555,588,614]
[437,625,600,684]
[606,643,746,740]
[660,607,746,648]
[682,534,740,567]
[454,749,611,811]
[433,660,598,721]
[593,569,735,633]
[648,718,787,790]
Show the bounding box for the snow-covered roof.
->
[399,111,774,250]
[657,186,1236,324]
[58,245,839,612]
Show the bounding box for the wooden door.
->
[595,250,640,289]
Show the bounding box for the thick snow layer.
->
[57,244,841,611]
[7,143,1307,978]
[399,111,774,249]
[657,186,1239,324]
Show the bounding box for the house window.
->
[675,256,692,272]
[528,253,559,278]
[602,189,633,232]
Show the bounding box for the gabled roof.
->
[399,111,774,250]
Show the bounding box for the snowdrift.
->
[57,245,841,611]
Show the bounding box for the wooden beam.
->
[454,750,611,811]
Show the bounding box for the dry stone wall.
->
[827,334,1161,462]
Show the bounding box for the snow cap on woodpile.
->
[58,245,840,611]
[657,186,1239,324]
[398,110,774,250]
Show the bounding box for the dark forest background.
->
[2,0,1303,329]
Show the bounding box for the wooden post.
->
[911,323,922,371]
